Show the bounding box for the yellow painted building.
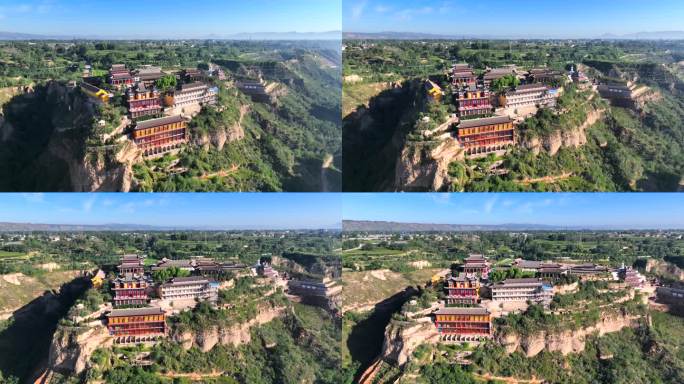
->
[425,79,444,103]
[80,82,111,103]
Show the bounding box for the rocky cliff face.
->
[193,104,248,151]
[497,312,646,357]
[521,108,604,156]
[394,138,464,191]
[48,324,112,375]
[646,259,684,281]
[380,319,440,367]
[172,305,286,352]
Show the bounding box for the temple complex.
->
[134,65,164,86]
[499,83,557,110]
[118,254,145,275]
[126,83,162,119]
[456,87,492,118]
[158,276,219,302]
[106,307,167,344]
[108,64,134,88]
[527,68,563,84]
[462,254,491,278]
[131,115,188,157]
[444,273,480,306]
[537,263,568,280]
[618,265,645,287]
[451,63,477,87]
[456,116,515,156]
[433,307,492,341]
[112,273,152,306]
[169,82,218,108]
[491,278,553,305]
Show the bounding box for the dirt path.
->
[198,164,239,180]
[320,153,334,192]
[473,373,544,383]
[518,172,573,185]
[161,371,225,380]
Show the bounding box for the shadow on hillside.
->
[0,276,89,382]
[346,286,420,381]
[342,80,418,192]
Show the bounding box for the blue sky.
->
[0,193,342,229]
[0,0,341,38]
[343,193,684,229]
[343,0,684,38]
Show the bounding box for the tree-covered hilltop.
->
[0,40,341,191]
[343,39,684,192]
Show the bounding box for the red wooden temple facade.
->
[456,116,515,156]
[106,307,167,344]
[445,273,480,306]
[434,307,491,340]
[127,83,162,119]
[132,115,188,157]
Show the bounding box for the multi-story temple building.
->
[112,273,152,306]
[109,64,134,88]
[527,68,563,84]
[451,63,477,87]
[106,307,167,344]
[131,115,188,157]
[499,83,557,110]
[433,307,492,341]
[455,87,493,118]
[127,83,162,119]
[491,278,553,305]
[569,263,610,277]
[456,116,515,156]
[618,265,644,288]
[537,263,568,280]
[118,254,145,275]
[461,254,491,278]
[169,82,218,108]
[482,66,518,86]
[445,273,480,306]
[134,65,165,86]
[158,276,219,302]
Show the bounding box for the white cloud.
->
[483,196,498,214]
[351,1,368,20]
[430,193,452,205]
[374,5,390,13]
[395,7,434,21]
[21,193,45,203]
[83,197,96,213]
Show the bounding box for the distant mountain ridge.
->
[342,220,682,232]
[0,222,340,232]
[0,30,341,41]
[343,220,564,232]
[343,31,684,40]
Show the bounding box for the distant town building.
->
[158,276,219,302]
[127,83,162,119]
[131,115,188,157]
[456,87,493,118]
[456,116,515,156]
[499,83,557,110]
[106,307,167,344]
[433,307,492,340]
[424,79,444,103]
[112,273,152,306]
[491,278,553,305]
[445,273,480,306]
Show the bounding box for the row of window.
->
[136,124,185,137]
[436,315,490,322]
[109,315,164,323]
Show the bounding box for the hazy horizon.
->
[343,0,684,39]
[0,0,341,39]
